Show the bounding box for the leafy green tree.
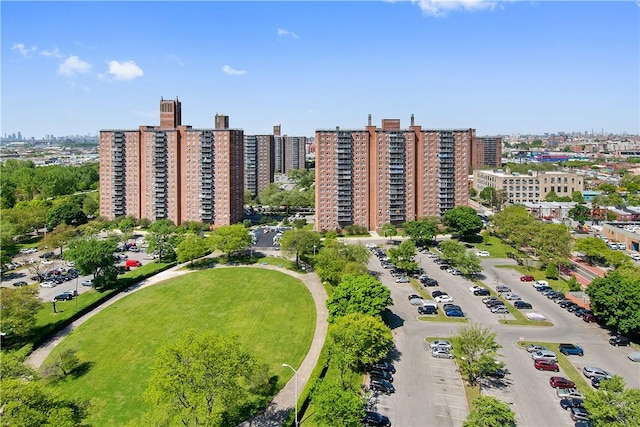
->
[574,237,609,265]
[439,239,466,261]
[314,242,369,286]
[532,223,572,264]
[571,191,584,202]
[545,262,559,280]
[279,229,321,266]
[443,206,483,238]
[0,220,18,266]
[469,187,477,198]
[626,194,640,207]
[327,274,392,321]
[40,224,76,257]
[569,203,592,223]
[208,224,251,260]
[379,223,397,241]
[463,396,516,427]
[118,216,136,237]
[490,205,535,247]
[287,168,314,190]
[567,276,582,292]
[388,240,417,272]
[328,313,394,374]
[451,323,503,386]
[146,219,180,262]
[479,187,496,205]
[64,237,119,288]
[0,346,36,381]
[455,253,482,276]
[46,200,88,229]
[582,375,640,427]
[586,271,640,336]
[82,192,100,217]
[0,286,41,339]
[312,378,364,427]
[145,332,268,427]
[598,182,618,194]
[402,217,439,247]
[604,250,632,269]
[176,234,209,264]
[42,348,80,379]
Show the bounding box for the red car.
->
[583,313,596,322]
[535,359,560,372]
[520,275,535,282]
[549,376,575,389]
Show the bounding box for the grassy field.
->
[470,234,512,259]
[43,267,316,426]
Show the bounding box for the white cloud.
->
[222,65,246,76]
[107,60,144,81]
[277,28,298,39]
[167,54,184,66]
[40,48,64,58]
[12,43,37,56]
[58,55,92,76]
[411,0,496,16]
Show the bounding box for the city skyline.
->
[2,1,639,138]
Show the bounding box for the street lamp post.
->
[313,245,317,256]
[75,276,78,310]
[282,363,299,427]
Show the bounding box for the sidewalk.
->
[25,261,328,427]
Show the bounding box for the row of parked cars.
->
[524,278,597,321]
[364,361,395,426]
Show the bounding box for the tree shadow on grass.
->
[69,361,95,380]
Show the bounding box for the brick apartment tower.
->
[315,115,473,232]
[272,124,307,174]
[244,133,275,197]
[470,136,502,170]
[99,98,244,226]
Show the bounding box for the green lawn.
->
[471,234,512,259]
[43,267,316,426]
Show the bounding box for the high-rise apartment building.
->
[244,134,275,197]
[272,125,307,173]
[315,115,473,232]
[470,136,502,170]
[99,98,244,226]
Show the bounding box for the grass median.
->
[517,341,591,391]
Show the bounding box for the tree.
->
[40,224,76,257]
[0,286,41,339]
[582,375,640,427]
[438,239,466,261]
[146,219,180,262]
[569,203,592,223]
[443,206,483,238]
[402,217,439,247]
[598,182,617,194]
[531,223,572,264]
[387,240,417,272]
[118,216,136,239]
[328,313,394,374]
[479,187,496,205]
[326,274,393,321]
[586,271,640,336]
[279,229,321,266]
[604,250,632,269]
[312,378,364,427]
[571,191,585,202]
[451,323,502,386]
[314,242,369,286]
[208,224,251,260]
[469,187,477,198]
[379,223,397,242]
[490,205,535,246]
[145,332,268,427]
[574,237,609,265]
[545,262,559,280]
[46,200,88,229]
[455,253,482,276]
[175,233,209,265]
[42,348,80,379]
[463,396,516,427]
[64,237,119,288]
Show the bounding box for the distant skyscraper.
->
[315,115,473,232]
[244,134,275,197]
[284,135,306,172]
[470,136,502,170]
[99,98,244,226]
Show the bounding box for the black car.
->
[53,293,74,302]
[574,308,589,317]
[482,368,507,379]
[559,300,575,308]
[13,281,28,287]
[439,264,450,270]
[362,411,391,427]
[609,335,631,346]
[474,288,491,296]
[536,286,552,293]
[560,397,584,410]
[486,300,506,308]
[548,291,565,300]
[370,379,395,394]
[513,301,533,309]
[371,361,396,374]
[431,290,446,298]
[421,278,438,287]
[418,305,437,315]
[591,376,604,388]
[369,369,393,382]
[567,304,581,312]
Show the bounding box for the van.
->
[125,259,142,268]
[534,280,549,288]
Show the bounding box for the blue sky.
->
[2,1,639,139]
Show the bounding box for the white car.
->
[426,252,440,258]
[582,366,612,379]
[476,251,490,257]
[81,280,93,287]
[432,347,454,359]
[429,340,453,350]
[469,286,488,293]
[491,306,509,314]
[531,350,558,362]
[435,295,454,303]
[504,293,521,300]
[557,388,585,399]
[39,281,56,288]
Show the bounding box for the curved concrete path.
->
[26,260,328,427]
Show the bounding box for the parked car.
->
[567,304,581,313]
[532,350,558,362]
[445,309,464,317]
[39,281,56,288]
[476,251,490,257]
[560,397,584,410]
[496,285,511,293]
[583,313,597,322]
[81,280,93,286]
[482,296,500,304]
[559,300,576,308]
[520,275,535,282]
[53,293,74,302]
[408,294,421,301]
[439,264,451,270]
[13,281,28,287]
[557,388,584,399]
[371,361,396,374]
[534,359,560,372]
[421,278,439,287]
[435,295,454,303]
[431,347,454,359]
[431,290,446,298]
[395,276,409,283]
[504,293,521,300]
[418,305,437,315]
[513,301,533,309]
[482,368,507,379]
[362,411,391,427]
[591,376,605,388]
[570,407,590,421]
[609,336,631,346]
[369,369,393,382]
[442,304,461,312]
[526,344,548,353]
[485,300,505,308]
[582,367,611,379]
[429,340,452,349]
[370,379,395,394]
[559,343,584,356]
[549,376,576,389]
[491,306,509,314]
[627,352,640,362]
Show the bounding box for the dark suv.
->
[370,379,395,394]
[369,369,393,382]
[418,305,438,315]
[53,293,74,302]
[362,411,391,427]
[609,336,631,346]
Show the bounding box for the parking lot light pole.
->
[282,363,298,427]
[75,276,78,310]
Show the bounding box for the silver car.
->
[431,347,454,359]
[582,366,611,379]
[531,350,558,362]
